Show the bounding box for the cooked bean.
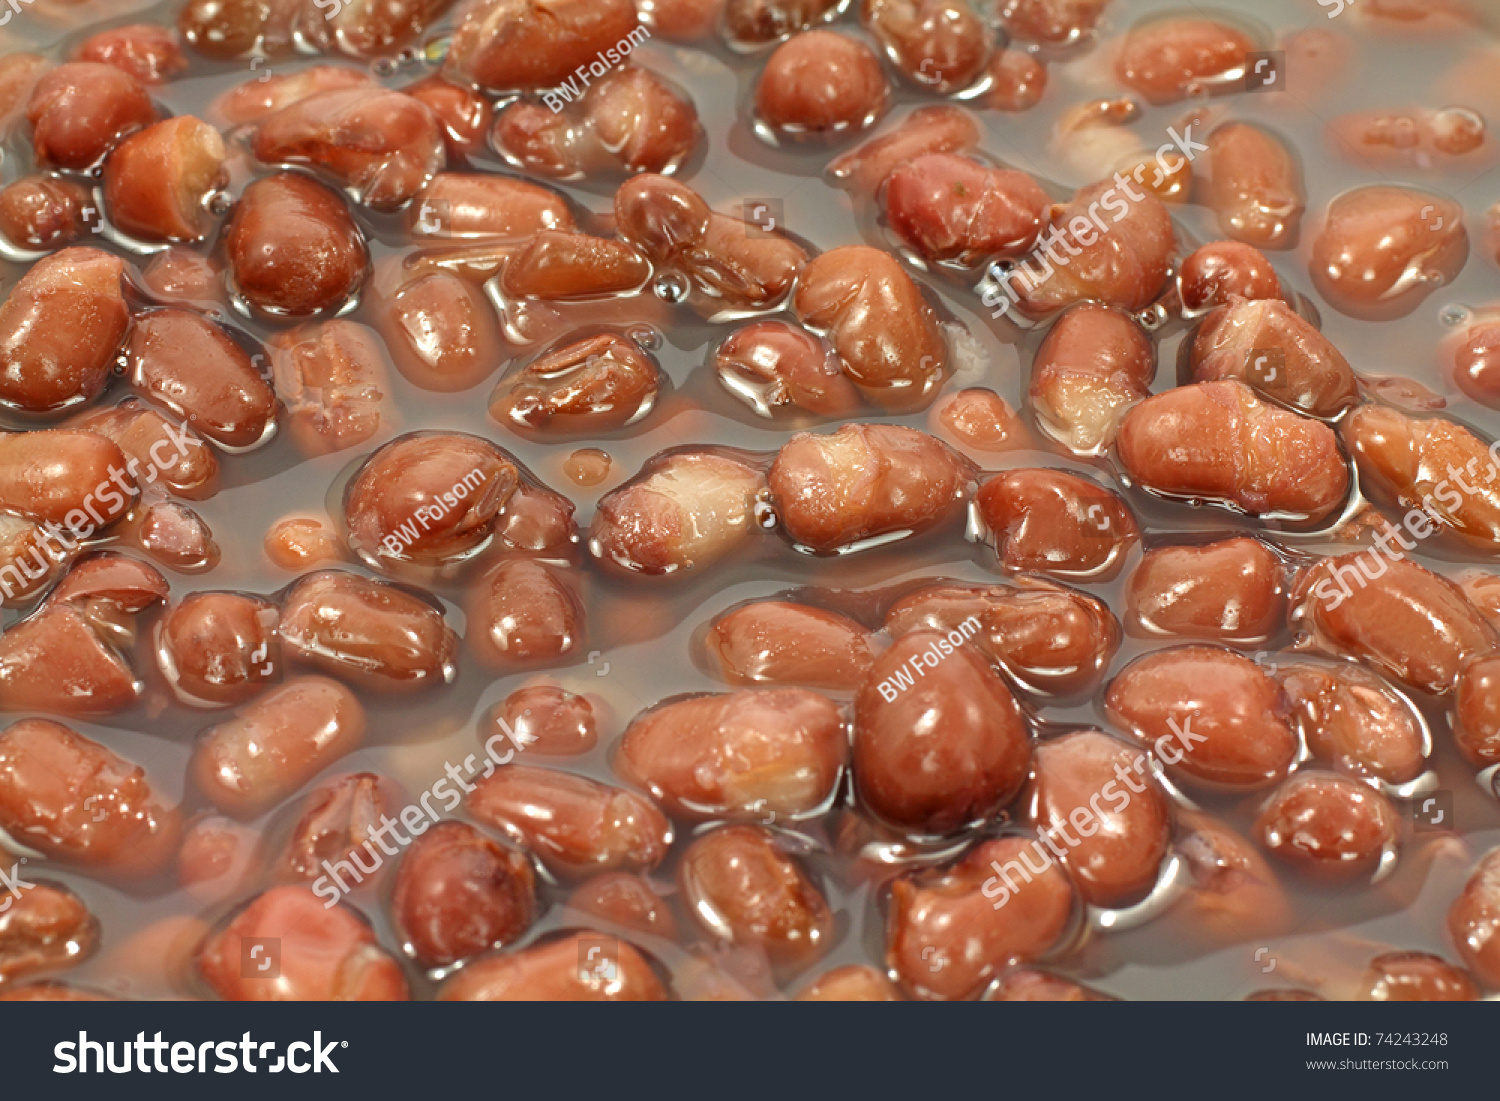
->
[797,963,901,1000]
[1173,809,1291,943]
[1357,951,1479,1001]
[178,0,302,59]
[302,0,454,56]
[1330,107,1490,170]
[443,0,641,92]
[1190,297,1356,417]
[140,248,224,311]
[136,502,220,571]
[467,765,672,879]
[75,24,185,85]
[756,30,889,136]
[466,558,584,668]
[983,969,1112,1001]
[156,592,279,707]
[375,266,504,392]
[706,601,876,690]
[104,116,226,243]
[0,175,93,250]
[0,428,134,527]
[1178,241,1283,314]
[1106,645,1297,789]
[713,321,862,419]
[214,64,374,126]
[1200,123,1305,251]
[491,333,661,435]
[983,48,1047,111]
[1446,315,1500,408]
[501,230,651,300]
[1029,302,1154,455]
[932,388,1032,453]
[494,482,578,555]
[276,771,403,882]
[197,885,408,1000]
[264,517,342,571]
[1254,770,1399,881]
[974,468,1139,580]
[0,879,98,986]
[486,685,598,757]
[861,0,992,94]
[26,63,155,170]
[267,319,395,458]
[1279,661,1427,784]
[827,104,980,192]
[884,154,1047,266]
[402,75,491,158]
[1453,656,1500,766]
[438,931,666,1000]
[410,173,573,240]
[998,0,1106,46]
[75,399,219,502]
[566,873,677,939]
[0,718,180,876]
[392,820,535,969]
[1114,16,1254,104]
[1447,849,1500,987]
[1116,380,1350,521]
[724,0,842,45]
[1125,537,1285,644]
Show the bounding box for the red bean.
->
[974,468,1140,581]
[1446,314,1500,408]
[854,630,1030,834]
[197,885,408,1000]
[1330,107,1490,171]
[438,931,666,1000]
[1200,123,1305,251]
[485,684,598,757]
[998,0,1106,47]
[0,247,128,413]
[501,230,652,300]
[374,266,505,392]
[491,333,661,436]
[0,175,93,250]
[495,481,578,555]
[884,154,1048,266]
[278,570,458,689]
[589,449,768,574]
[467,765,672,879]
[214,64,374,126]
[566,872,677,939]
[618,687,847,821]
[1254,770,1399,881]
[1106,645,1297,790]
[391,820,535,969]
[192,675,366,817]
[104,116,226,243]
[178,0,303,59]
[75,25,185,85]
[932,388,1033,453]
[1173,809,1291,943]
[983,48,1047,111]
[1453,655,1500,766]
[1291,555,1498,695]
[706,601,876,690]
[755,30,889,137]
[1279,661,1428,784]
[1309,186,1468,321]
[797,964,901,1000]
[861,0,992,94]
[0,879,98,986]
[225,172,369,318]
[1190,297,1356,417]
[1114,16,1255,104]
[267,319,395,458]
[0,429,134,534]
[1029,302,1154,455]
[1447,848,1500,987]
[794,246,945,407]
[127,309,278,450]
[137,501,220,572]
[828,104,980,192]
[724,0,842,46]
[410,173,573,240]
[984,969,1112,1000]
[1357,951,1479,1001]
[1125,537,1286,644]
[44,551,170,612]
[264,517,342,571]
[886,836,1074,1000]
[713,321,862,419]
[770,424,969,554]
[75,399,219,502]
[402,75,491,158]
[276,771,403,882]
[303,0,454,56]
[156,592,280,707]
[26,62,155,170]
[885,577,1120,696]
[678,824,833,969]
[1116,380,1350,522]
[466,558,585,668]
[140,248,224,311]
[443,0,641,92]
[1178,241,1283,314]
[0,718,181,876]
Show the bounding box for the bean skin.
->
[214,65,374,126]
[973,468,1140,581]
[375,266,505,393]
[678,824,833,970]
[156,591,280,707]
[706,601,877,690]
[491,333,661,436]
[854,631,1031,834]
[1114,16,1255,104]
[617,687,847,821]
[1029,303,1154,456]
[1254,770,1399,881]
[1105,645,1298,790]
[827,104,980,192]
[1116,380,1350,522]
[468,765,672,880]
[74,25,186,85]
[197,886,408,1001]
[566,872,677,940]
[0,718,181,877]
[191,675,366,817]
[74,399,219,501]
[225,172,369,318]
[275,771,403,883]
[1200,123,1305,251]
[860,0,992,95]
[0,879,99,986]
[104,116,226,243]
[769,424,970,553]
[884,154,1049,266]
[391,820,536,969]
[1290,554,1498,695]
[1125,537,1286,645]
[755,30,889,137]
[713,321,862,419]
[1177,241,1283,314]
[465,557,585,668]
[1447,849,1500,987]
[438,932,666,1000]
[1279,661,1428,784]
[268,319,396,458]
[26,63,155,170]
[0,175,93,250]
[1173,809,1291,944]
[443,0,641,93]
[886,836,1074,1000]
[1190,297,1357,417]
[1357,951,1479,1001]
[0,247,128,413]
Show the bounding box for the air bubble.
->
[208,191,233,216]
[372,57,399,78]
[653,272,691,303]
[626,324,662,350]
[1441,304,1472,327]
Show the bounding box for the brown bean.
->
[410,173,573,240]
[756,30,889,136]
[861,0,991,94]
[854,631,1030,834]
[1178,241,1283,314]
[1254,770,1399,881]
[1190,297,1357,416]
[794,246,945,406]
[491,333,661,435]
[500,230,651,300]
[974,467,1140,581]
[467,765,672,879]
[1029,302,1154,455]
[0,879,98,986]
[278,570,458,689]
[678,824,832,969]
[1357,951,1479,1001]
[566,872,677,939]
[1106,645,1297,790]
[998,0,1106,46]
[301,0,454,56]
[1291,555,1498,695]
[797,964,901,1001]
[137,501,220,572]
[1173,809,1291,943]
[983,48,1047,111]
[589,449,768,574]
[214,64,374,126]
[887,836,1074,1000]
[74,399,219,502]
[1200,123,1305,251]
[932,388,1032,453]
[713,321,862,419]
[344,432,518,565]
[264,517,342,572]
[75,25,185,85]
[1116,380,1350,521]
[466,558,584,668]
[1330,107,1491,171]
[1448,848,1500,987]
[706,601,876,690]
[1310,186,1468,320]
[770,424,969,554]
[1279,661,1428,784]
[1454,655,1500,766]
[0,608,143,716]
[275,771,403,883]
[0,718,180,876]
[104,116,226,243]
[1026,729,1173,907]
[494,482,578,555]
[1125,537,1286,644]
[1114,16,1254,104]
[198,885,408,1000]
[402,75,491,158]
[178,0,303,59]
[443,0,641,92]
[26,63,155,170]
[156,591,279,707]
[254,88,444,210]
[225,172,369,318]
[391,820,535,969]
[885,577,1120,696]
[140,248,224,311]
[0,247,128,413]
[884,154,1047,266]
[45,551,170,613]
[438,931,666,1000]
[127,309,278,450]
[1446,314,1500,408]
[374,266,504,393]
[0,175,93,250]
[0,429,135,527]
[486,685,598,757]
[618,687,847,822]
[984,969,1112,1000]
[724,0,842,45]
[267,319,395,458]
